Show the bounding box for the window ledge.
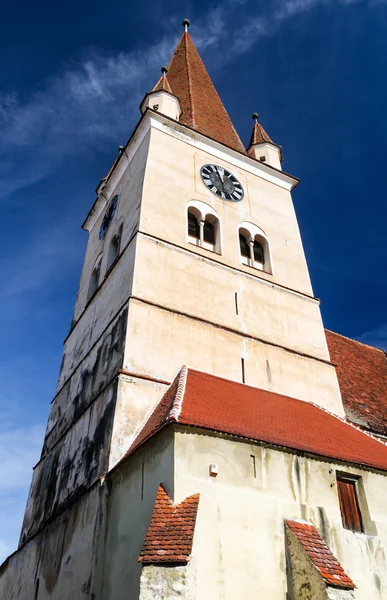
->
[187,239,221,255]
[240,260,272,276]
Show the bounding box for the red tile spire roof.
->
[286,520,355,589]
[249,115,275,146]
[139,484,199,564]
[248,113,283,161]
[152,67,173,94]
[152,31,245,153]
[127,367,387,473]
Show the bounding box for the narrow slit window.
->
[241,357,245,383]
[253,240,264,264]
[250,455,257,478]
[203,220,215,244]
[337,476,364,533]
[188,213,200,239]
[239,233,250,258]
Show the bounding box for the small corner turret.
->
[247,113,283,170]
[140,66,181,121]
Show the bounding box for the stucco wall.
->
[122,124,343,414]
[124,299,342,413]
[71,132,150,327]
[100,428,175,600]
[174,427,387,600]
[140,127,313,296]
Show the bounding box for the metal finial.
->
[183,19,190,32]
[252,112,259,123]
[161,66,168,75]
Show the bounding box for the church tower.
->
[9,20,387,600]
[19,17,344,550]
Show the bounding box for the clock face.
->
[99,195,119,240]
[200,164,244,202]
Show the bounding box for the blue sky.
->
[1,0,387,562]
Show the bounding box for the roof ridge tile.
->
[168,365,188,421]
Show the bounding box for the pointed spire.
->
[148,22,245,153]
[249,113,275,147]
[248,113,283,168]
[152,66,173,94]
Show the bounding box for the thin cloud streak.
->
[0,0,381,200]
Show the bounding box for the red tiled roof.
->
[326,330,387,436]
[158,32,245,153]
[139,484,199,563]
[153,72,173,94]
[128,367,387,472]
[249,121,274,146]
[286,520,355,589]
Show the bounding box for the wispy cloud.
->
[0,0,381,200]
[357,324,387,351]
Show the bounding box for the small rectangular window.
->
[337,475,364,533]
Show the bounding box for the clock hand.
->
[217,166,225,183]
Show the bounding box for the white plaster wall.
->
[174,428,387,600]
[121,123,343,415]
[133,235,329,361]
[140,127,312,296]
[71,132,150,325]
[101,429,175,600]
[108,374,169,468]
[124,300,343,414]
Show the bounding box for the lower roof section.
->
[326,329,387,436]
[126,365,387,473]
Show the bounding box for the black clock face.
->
[200,164,244,202]
[99,195,119,240]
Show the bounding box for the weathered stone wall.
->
[20,379,117,544]
[139,565,195,600]
[45,305,128,453]
[286,526,330,600]
[0,485,100,600]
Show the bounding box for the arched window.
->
[188,212,200,240]
[253,240,264,264]
[238,223,272,273]
[107,225,122,271]
[87,257,101,302]
[203,220,215,245]
[239,233,250,258]
[187,203,221,253]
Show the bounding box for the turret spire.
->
[248,113,283,169]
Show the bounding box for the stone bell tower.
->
[8,20,345,597]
